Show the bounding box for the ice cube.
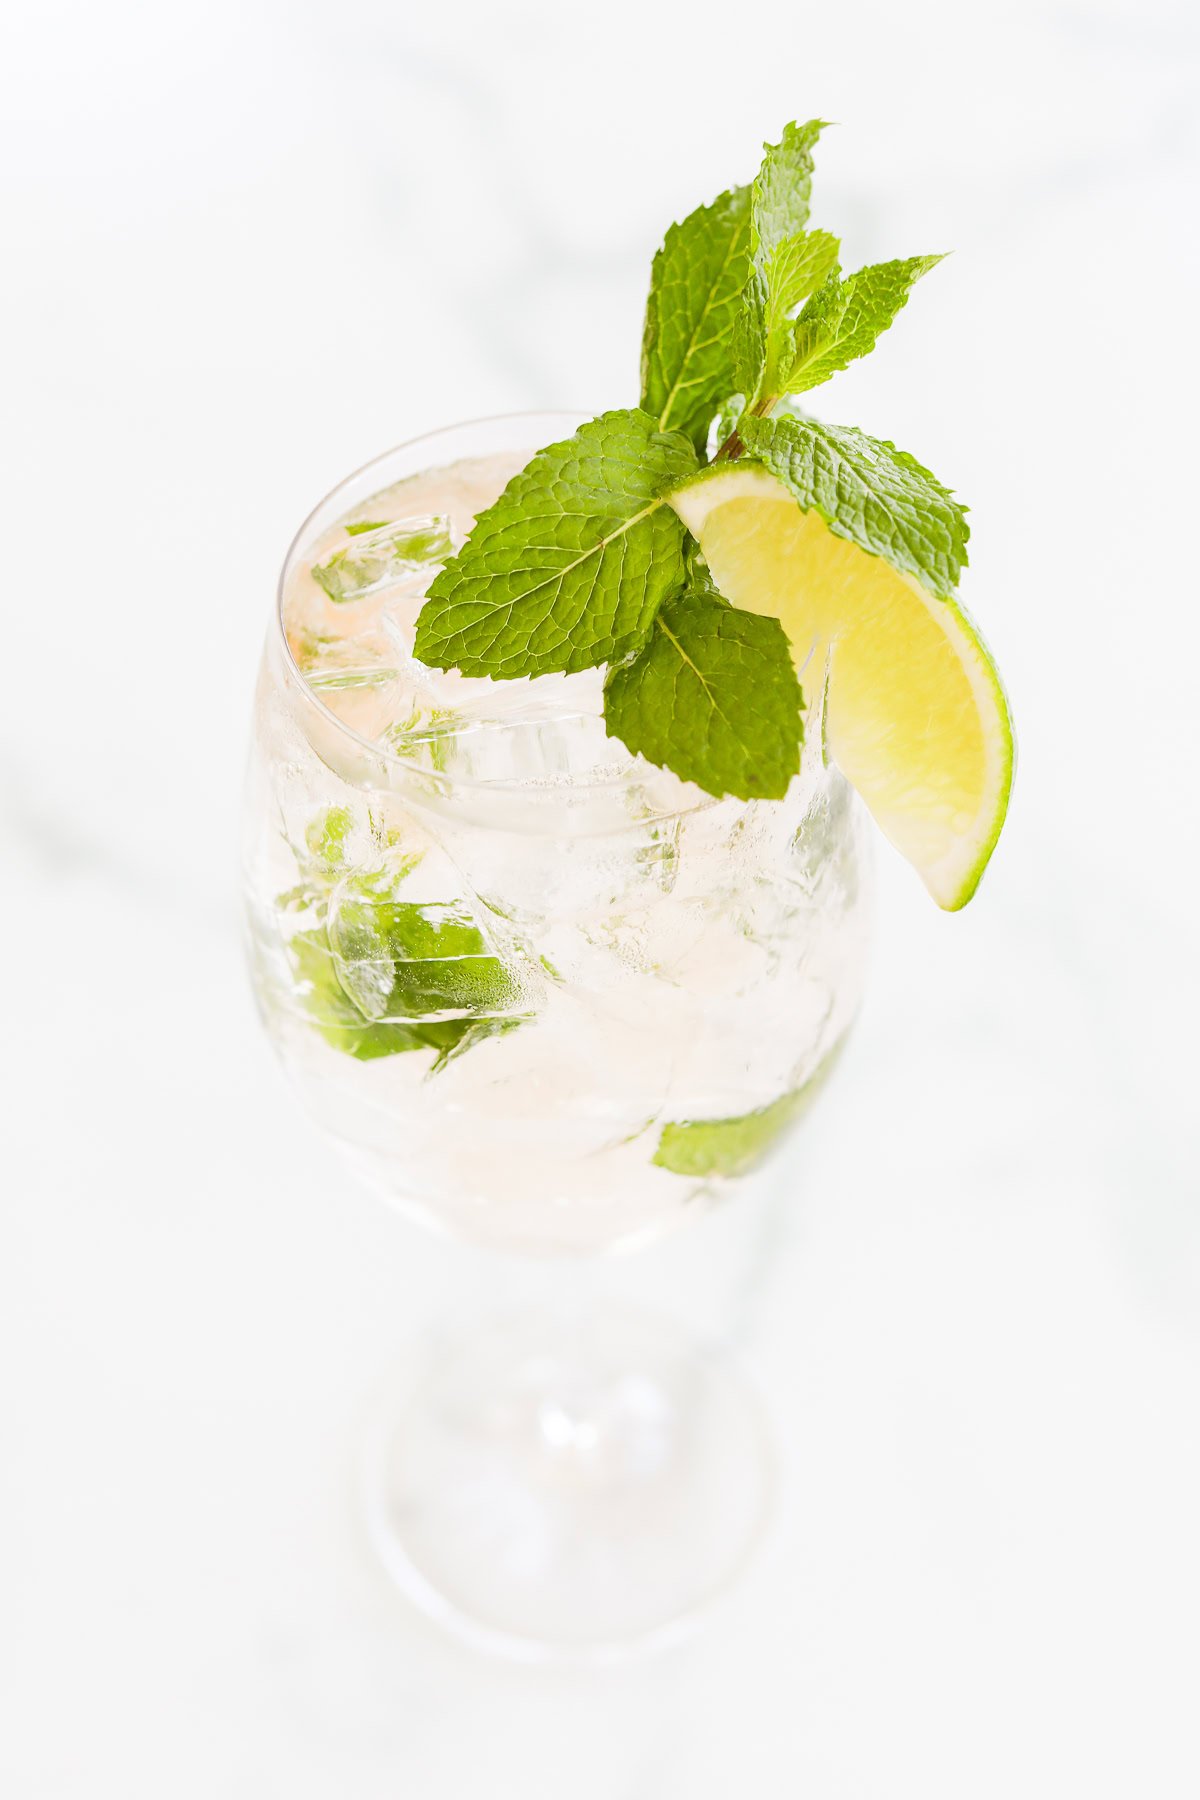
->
[310,515,453,605]
[328,893,520,1023]
[284,619,402,740]
[302,654,401,693]
[284,559,416,738]
[375,664,623,787]
[323,837,540,1031]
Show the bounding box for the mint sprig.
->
[413,120,959,803]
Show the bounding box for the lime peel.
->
[669,465,1014,910]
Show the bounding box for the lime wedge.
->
[669,467,1013,909]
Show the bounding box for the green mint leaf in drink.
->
[782,254,943,397]
[602,586,802,801]
[327,895,524,1022]
[738,412,969,598]
[414,410,699,678]
[291,882,527,1063]
[305,803,356,870]
[314,516,453,602]
[279,816,529,1066]
[292,929,519,1064]
[640,186,752,451]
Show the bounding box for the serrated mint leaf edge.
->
[750,119,828,261]
[640,185,752,448]
[412,409,699,679]
[602,588,803,802]
[738,412,969,599]
[784,253,945,397]
[735,120,830,403]
[756,228,843,398]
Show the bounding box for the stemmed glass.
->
[243,412,871,1659]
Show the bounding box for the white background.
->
[3,0,1199,1793]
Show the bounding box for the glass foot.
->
[362,1306,775,1662]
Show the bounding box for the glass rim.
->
[271,408,707,805]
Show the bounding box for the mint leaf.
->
[328,895,523,1021]
[292,930,519,1065]
[414,411,699,678]
[784,255,943,396]
[313,516,452,603]
[640,186,752,451]
[735,120,830,403]
[653,1056,839,1177]
[603,587,802,801]
[293,891,527,1065]
[738,228,841,400]
[752,118,826,255]
[740,412,968,598]
[283,821,527,1066]
[344,519,390,536]
[304,804,356,870]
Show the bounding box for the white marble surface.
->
[3,0,1200,1792]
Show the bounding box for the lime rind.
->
[668,463,1014,909]
[918,588,1014,910]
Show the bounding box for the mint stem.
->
[714,393,777,463]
